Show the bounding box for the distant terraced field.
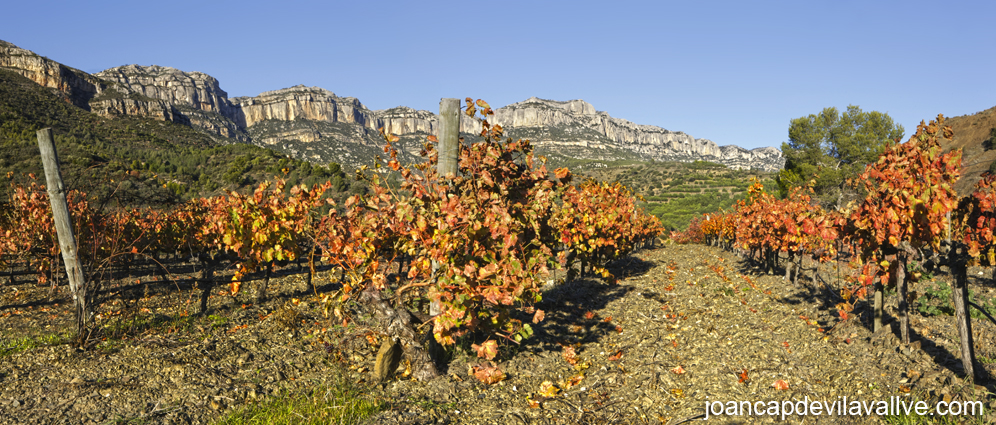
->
[576,159,777,230]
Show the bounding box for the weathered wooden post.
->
[37,128,91,342]
[946,244,985,382]
[437,98,460,178]
[430,98,461,317]
[873,280,884,333]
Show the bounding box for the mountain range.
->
[0,40,784,172]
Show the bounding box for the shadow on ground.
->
[521,255,656,353]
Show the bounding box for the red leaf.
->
[554,167,571,181]
[472,364,506,385]
[532,309,545,324]
[562,345,579,366]
[471,340,499,360]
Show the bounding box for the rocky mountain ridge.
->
[1,40,783,171]
[0,40,103,110]
[94,64,249,141]
[491,97,783,169]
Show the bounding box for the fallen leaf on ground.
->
[471,364,506,385]
[538,380,560,398]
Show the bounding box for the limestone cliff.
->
[0,39,783,171]
[91,96,176,122]
[233,86,386,165]
[95,65,248,141]
[718,146,784,172]
[0,41,104,110]
[491,97,721,155]
[235,87,459,136]
[234,85,372,128]
[373,106,436,136]
[233,88,466,165]
[486,97,783,171]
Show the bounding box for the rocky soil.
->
[2,243,995,424]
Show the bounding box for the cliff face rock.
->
[494,98,596,127]
[493,97,721,157]
[233,86,385,156]
[718,145,784,172]
[486,97,781,170]
[236,88,466,136]
[0,39,782,171]
[240,93,783,170]
[91,96,176,122]
[96,65,240,118]
[234,85,373,128]
[0,41,104,110]
[94,65,248,141]
[373,106,436,135]
[235,90,469,163]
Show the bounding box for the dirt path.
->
[1,244,995,424]
[372,244,996,424]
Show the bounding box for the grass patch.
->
[0,332,72,356]
[914,280,996,320]
[213,372,386,425]
[101,310,199,339]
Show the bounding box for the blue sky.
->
[3,1,994,150]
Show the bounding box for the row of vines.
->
[0,99,664,380]
[675,115,993,381]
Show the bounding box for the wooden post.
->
[197,266,214,316]
[940,215,984,380]
[37,128,91,340]
[896,255,909,344]
[952,261,979,381]
[950,247,982,382]
[430,98,460,317]
[437,98,460,178]
[873,280,884,333]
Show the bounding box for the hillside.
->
[0,69,353,206]
[577,159,776,230]
[942,106,996,195]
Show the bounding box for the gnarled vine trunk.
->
[359,285,440,382]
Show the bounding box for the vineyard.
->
[1,98,662,348]
[674,115,996,383]
[2,109,996,424]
